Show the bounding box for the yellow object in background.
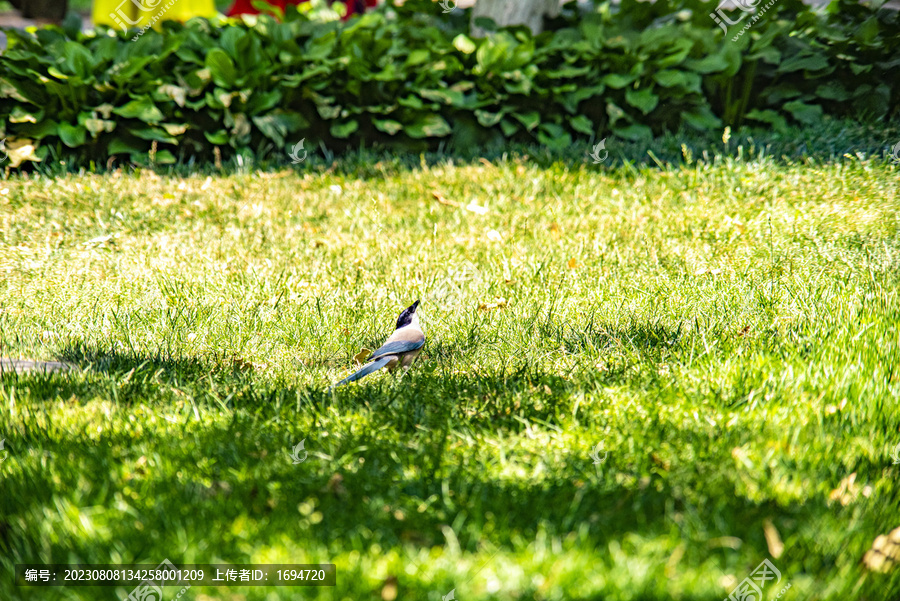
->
[93,0,217,32]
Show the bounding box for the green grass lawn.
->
[1,145,899,600]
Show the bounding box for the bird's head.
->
[396,299,420,329]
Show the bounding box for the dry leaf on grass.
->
[828,472,872,506]
[862,527,900,572]
[763,519,784,558]
[353,348,372,365]
[431,191,459,208]
[479,297,507,311]
[381,576,398,601]
[3,138,42,168]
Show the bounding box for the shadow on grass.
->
[2,339,895,600]
[1,316,687,429]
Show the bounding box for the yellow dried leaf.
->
[3,138,42,168]
[567,258,581,269]
[863,527,900,572]
[479,297,507,311]
[353,348,372,365]
[381,577,398,601]
[431,191,459,208]
[763,519,784,559]
[549,222,560,237]
[829,472,869,506]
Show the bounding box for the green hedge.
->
[0,0,898,167]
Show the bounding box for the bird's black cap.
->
[396,300,420,329]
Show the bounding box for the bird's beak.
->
[410,300,420,312]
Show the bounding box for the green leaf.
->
[9,106,42,124]
[625,88,659,115]
[512,111,540,132]
[205,48,238,88]
[108,138,146,156]
[61,41,94,80]
[84,118,116,137]
[815,82,850,102]
[745,109,788,132]
[453,34,477,54]
[612,123,652,141]
[682,106,722,131]
[156,84,188,107]
[113,98,164,124]
[17,120,59,139]
[373,118,403,135]
[570,115,594,136]
[420,89,466,106]
[603,73,637,89]
[58,122,86,148]
[475,110,504,128]
[685,53,730,74]
[783,101,823,125]
[204,130,229,145]
[537,123,571,151]
[153,150,177,164]
[110,57,156,84]
[499,119,518,137]
[252,111,309,146]
[405,115,451,138]
[330,120,359,139]
[779,54,830,73]
[606,102,627,127]
[161,123,188,136]
[653,70,700,92]
[659,39,694,68]
[403,49,431,68]
[131,126,178,144]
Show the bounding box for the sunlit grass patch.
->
[1,151,899,599]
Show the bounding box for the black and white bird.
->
[334,300,425,387]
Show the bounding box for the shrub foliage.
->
[0,0,897,166]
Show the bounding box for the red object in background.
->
[226,0,377,19]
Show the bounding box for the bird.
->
[333,300,425,387]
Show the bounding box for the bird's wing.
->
[334,356,394,387]
[369,338,424,361]
[368,327,425,360]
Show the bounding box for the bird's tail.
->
[333,356,393,388]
